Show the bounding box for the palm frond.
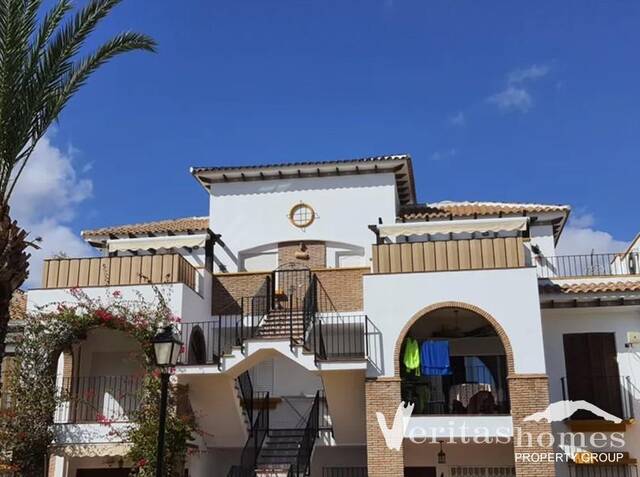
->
[0,0,156,202]
[54,31,156,112]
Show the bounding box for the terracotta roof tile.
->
[9,290,26,321]
[82,216,209,238]
[540,280,640,294]
[191,154,410,173]
[399,201,570,221]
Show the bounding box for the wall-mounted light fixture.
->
[437,440,446,464]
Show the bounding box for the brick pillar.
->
[365,378,404,477]
[509,374,556,477]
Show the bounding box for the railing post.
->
[626,376,634,419]
[240,297,245,346]
[313,314,318,364]
[217,316,223,370]
[365,316,369,359]
[289,294,294,349]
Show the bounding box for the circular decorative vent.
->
[289,203,315,228]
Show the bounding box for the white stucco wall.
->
[209,173,398,272]
[530,224,557,258]
[542,305,640,473]
[364,267,547,377]
[27,280,210,323]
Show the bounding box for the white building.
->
[20,155,640,477]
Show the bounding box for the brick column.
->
[365,378,404,477]
[509,374,556,477]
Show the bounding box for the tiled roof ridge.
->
[540,278,640,294]
[191,153,410,173]
[82,216,209,238]
[429,200,570,208]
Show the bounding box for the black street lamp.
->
[437,440,446,464]
[152,325,182,477]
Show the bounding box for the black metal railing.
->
[402,363,510,415]
[323,468,368,477]
[54,375,142,423]
[305,277,372,363]
[179,317,240,367]
[272,266,312,311]
[228,391,270,477]
[238,371,254,429]
[319,390,332,430]
[311,314,370,361]
[288,390,320,477]
[568,464,638,477]
[561,375,634,421]
[180,267,373,367]
[536,252,639,279]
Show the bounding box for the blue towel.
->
[420,340,452,376]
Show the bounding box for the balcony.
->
[371,237,526,274]
[536,252,639,279]
[560,375,634,431]
[402,361,510,416]
[178,313,372,367]
[54,375,142,424]
[40,253,197,291]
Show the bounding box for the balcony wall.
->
[211,267,368,314]
[41,253,197,291]
[371,237,527,274]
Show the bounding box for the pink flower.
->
[112,290,122,298]
[95,309,114,322]
[95,413,113,426]
[136,459,148,468]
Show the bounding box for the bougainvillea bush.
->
[0,287,194,477]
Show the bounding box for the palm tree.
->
[0,0,156,359]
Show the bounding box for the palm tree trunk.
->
[0,207,30,360]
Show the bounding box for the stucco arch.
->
[393,301,515,376]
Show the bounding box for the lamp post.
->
[437,440,446,464]
[152,325,182,477]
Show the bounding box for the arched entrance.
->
[396,304,512,416]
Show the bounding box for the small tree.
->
[0,0,156,359]
[0,288,194,477]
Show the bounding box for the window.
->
[289,203,315,228]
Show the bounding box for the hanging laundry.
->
[403,337,421,376]
[420,340,452,376]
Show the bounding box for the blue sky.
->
[13,1,640,285]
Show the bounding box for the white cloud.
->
[447,112,465,127]
[556,213,629,255]
[10,135,95,289]
[488,86,532,113]
[429,148,457,161]
[507,64,550,84]
[488,64,549,114]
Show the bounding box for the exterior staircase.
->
[228,390,321,477]
[255,429,306,474]
[257,310,306,343]
[177,264,370,374]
